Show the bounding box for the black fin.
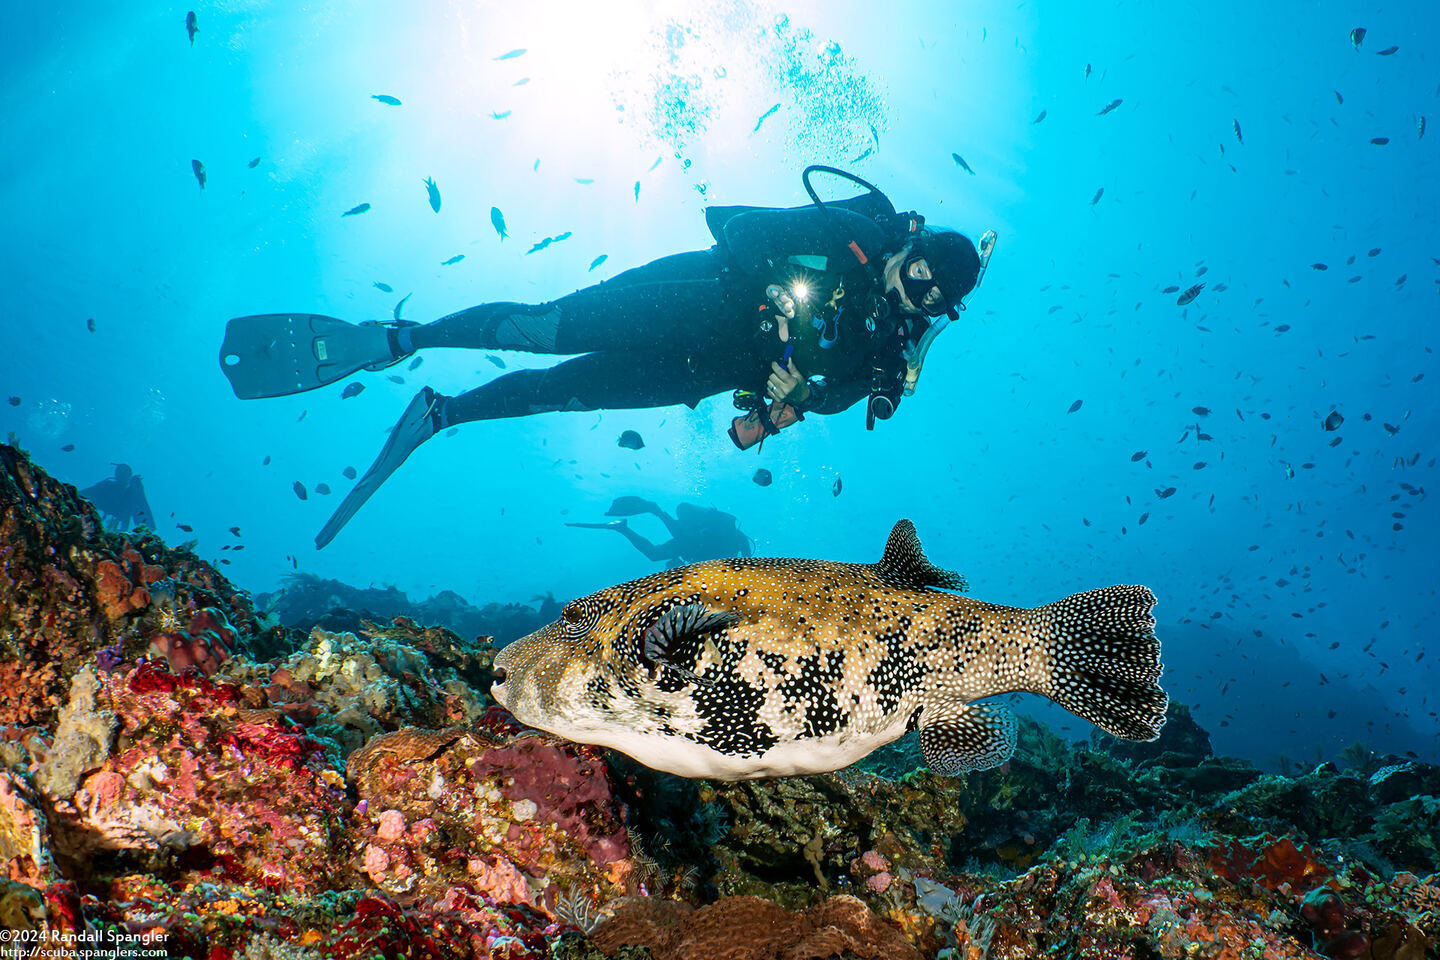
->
[875,520,968,592]
[918,701,1017,775]
[1043,584,1167,741]
[638,602,737,685]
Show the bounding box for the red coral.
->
[1207,835,1334,892]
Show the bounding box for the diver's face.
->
[892,255,948,316]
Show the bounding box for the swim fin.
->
[219,314,412,400]
[604,496,660,517]
[565,519,630,530]
[315,387,442,549]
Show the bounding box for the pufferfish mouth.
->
[489,665,509,704]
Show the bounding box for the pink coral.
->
[377,809,406,840]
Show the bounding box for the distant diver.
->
[566,496,753,567]
[218,167,997,548]
[80,463,156,532]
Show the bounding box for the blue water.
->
[2,1,1435,768]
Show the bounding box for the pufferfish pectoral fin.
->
[876,520,968,592]
[639,602,739,686]
[917,700,1017,775]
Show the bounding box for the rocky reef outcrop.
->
[1,442,1436,960]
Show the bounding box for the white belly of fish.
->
[559,715,914,780]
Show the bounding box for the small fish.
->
[1162,285,1180,294]
[492,110,512,120]
[442,254,465,266]
[1371,137,1389,145]
[1096,99,1122,116]
[61,444,75,452]
[554,231,572,242]
[1334,90,1344,104]
[1033,109,1047,124]
[485,354,506,369]
[315,483,331,495]
[1155,487,1176,499]
[1419,116,1426,139]
[186,11,198,44]
[1067,399,1083,414]
[527,237,554,255]
[951,153,975,175]
[342,203,371,217]
[374,281,393,292]
[341,382,365,399]
[589,254,609,272]
[371,94,402,106]
[754,103,781,132]
[634,181,641,202]
[408,356,424,371]
[177,523,193,532]
[830,475,844,498]
[6,396,18,406]
[753,468,773,487]
[574,178,594,185]
[1310,263,1328,271]
[263,455,271,465]
[617,430,645,450]
[386,375,404,384]
[87,317,96,332]
[1138,512,1149,525]
[393,292,412,321]
[424,177,441,212]
[851,147,874,163]
[1176,283,1205,306]
[1375,45,1398,56]
[191,159,206,190]
[1323,411,1344,431]
[228,526,241,537]
[648,156,663,172]
[293,481,308,500]
[1367,248,1381,257]
[490,520,1165,780]
[1233,119,1243,145]
[1085,63,1092,79]
[297,410,307,422]
[1350,27,1366,49]
[1192,406,1210,416]
[491,206,508,240]
[1130,451,1147,462]
[248,157,261,169]
[342,466,358,480]
[493,48,526,60]
[1090,187,1104,206]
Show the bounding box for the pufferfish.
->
[491,521,1166,780]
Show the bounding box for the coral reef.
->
[1,444,1437,959]
[0,443,289,727]
[255,573,562,646]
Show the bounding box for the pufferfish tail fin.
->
[1042,584,1167,741]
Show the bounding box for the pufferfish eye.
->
[561,599,600,633]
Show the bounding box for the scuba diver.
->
[218,166,996,549]
[80,463,156,532]
[566,496,753,567]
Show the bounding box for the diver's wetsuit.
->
[406,195,910,426]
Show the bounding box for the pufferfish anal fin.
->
[917,700,1017,775]
[639,602,738,686]
[875,519,969,592]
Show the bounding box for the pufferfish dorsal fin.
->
[638,602,738,686]
[875,520,968,592]
[918,700,1017,775]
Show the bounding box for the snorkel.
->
[901,229,996,396]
